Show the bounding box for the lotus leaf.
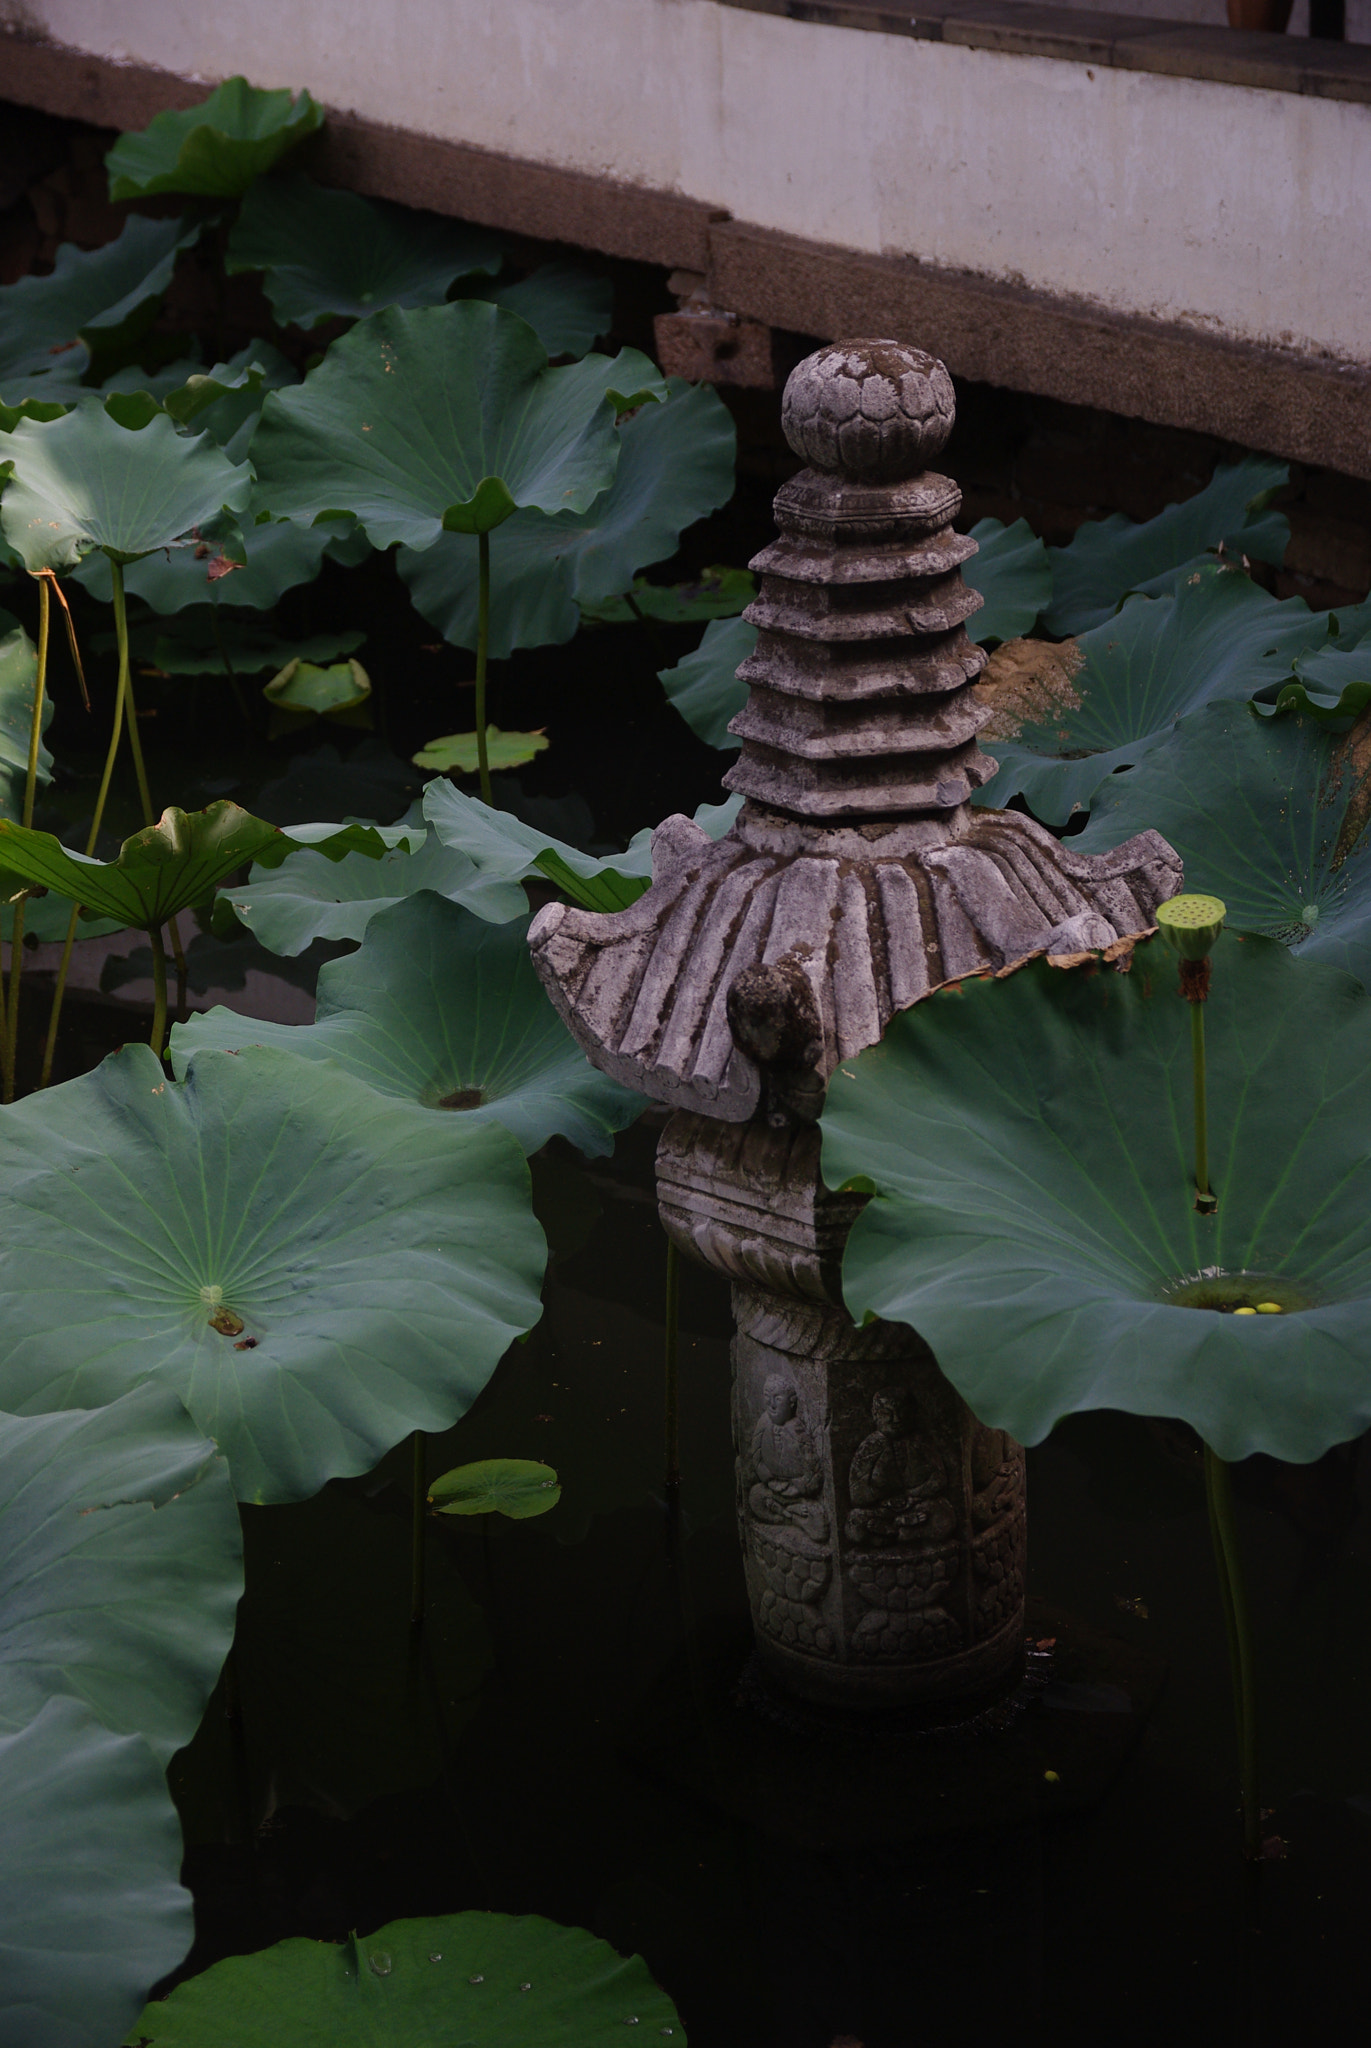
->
[422,780,742,918]
[412,726,548,773]
[398,380,734,654]
[1073,702,1371,984]
[581,563,754,626]
[1044,455,1289,635]
[0,802,397,932]
[226,171,502,327]
[0,215,200,397]
[470,261,614,360]
[430,1457,562,1518]
[122,1910,683,2045]
[1251,610,1371,724]
[0,402,252,573]
[823,937,1371,1463]
[0,1042,545,1502]
[2,1696,191,2048]
[0,610,51,822]
[265,656,371,725]
[215,814,500,954]
[964,516,1052,644]
[106,78,324,200]
[973,564,1335,825]
[251,300,665,545]
[0,1383,240,1761]
[658,614,754,751]
[171,894,643,1156]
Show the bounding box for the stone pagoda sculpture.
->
[531,340,1181,1714]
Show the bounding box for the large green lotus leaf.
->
[75,512,334,612]
[1044,455,1289,635]
[470,262,614,361]
[2,1696,191,2048]
[0,403,252,572]
[0,1042,546,1503]
[964,515,1052,645]
[251,300,665,545]
[122,1911,683,2045]
[823,936,1371,1463]
[0,609,52,821]
[0,802,397,931]
[170,894,644,1157]
[1073,701,1371,983]
[398,379,734,654]
[0,215,200,396]
[106,78,324,201]
[659,614,755,751]
[581,562,754,626]
[0,1383,240,1761]
[226,172,502,329]
[974,564,1334,825]
[423,780,742,917]
[218,813,509,953]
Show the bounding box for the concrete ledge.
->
[725,0,1371,98]
[4,24,1370,479]
[708,220,1371,480]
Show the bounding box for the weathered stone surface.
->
[530,338,1183,1712]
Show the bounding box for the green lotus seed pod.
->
[1155,892,1227,960]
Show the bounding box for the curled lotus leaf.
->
[0,213,200,398]
[822,936,1371,1464]
[250,300,666,547]
[1044,455,1290,636]
[0,801,401,932]
[0,609,52,823]
[171,894,644,1158]
[105,77,324,201]
[122,1910,683,2045]
[0,1042,546,1504]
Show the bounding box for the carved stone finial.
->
[781,339,955,479]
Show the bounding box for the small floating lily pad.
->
[122,1911,684,2045]
[412,726,547,774]
[429,1457,562,1518]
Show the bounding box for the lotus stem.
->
[148,923,169,1061]
[40,561,139,1090]
[1190,997,1213,1214]
[1,574,52,1102]
[664,1234,681,1496]
[410,1429,427,1630]
[1205,1444,1261,1860]
[475,528,492,807]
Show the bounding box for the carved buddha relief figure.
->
[844,1387,956,1549]
[746,1372,829,1543]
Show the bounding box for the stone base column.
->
[733,1285,1026,1711]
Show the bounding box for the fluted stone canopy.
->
[530,338,1182,1123]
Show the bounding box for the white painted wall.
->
[9,0,1371,368]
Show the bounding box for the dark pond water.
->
[143,1110,1371,2048]
[9,493,1371,2048]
